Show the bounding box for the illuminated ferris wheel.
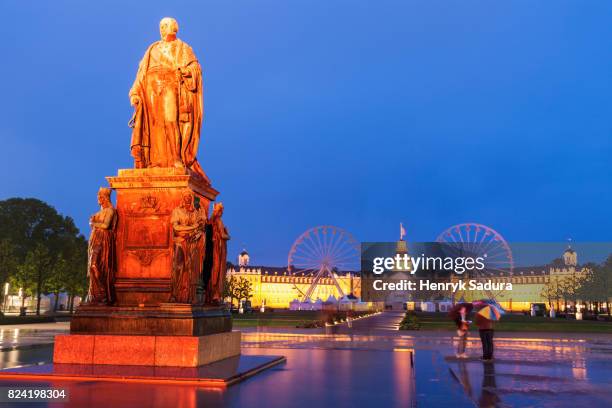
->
[436,223,513,299]
[288,226,360,302]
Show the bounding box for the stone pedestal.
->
[107,167,218,306]
[53,331,241,367]
[70,304,231,336]
[55,168,240,368]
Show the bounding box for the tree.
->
[0,198,78,259]
[62,239,88,313]
[10,249,41,311]
[45,256,69,312]
[22,244,54,314]
[236,277,253,305]
[577,258,612,316]
[576,265,600,314]
[225,276,253,308]
[34,246,55,315]
[558,277,576,313]
[540,278,561,310]
[0,240,18,307]
[597,256,612,316]
[224,275,237,308]
[0,198,86,315]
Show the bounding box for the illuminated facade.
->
[227,245,587,311]
[227,264,360,309]
[452,246,589,312]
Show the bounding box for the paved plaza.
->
[0,313,610,407]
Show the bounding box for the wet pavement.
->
[0,313,609,407]
[0,323,67,351]
[447,357,612,407]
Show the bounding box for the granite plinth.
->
[70,304,231,336]
[109,167,218,198]
[53,331,241,367]
[64,168,241,369]
[0,354,284,387]
[106,167,218,306]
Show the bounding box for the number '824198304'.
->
[2,388,68,402]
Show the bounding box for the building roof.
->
[231,265,358,277]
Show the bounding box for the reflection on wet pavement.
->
[0,323,68,351]
[239,312,612,407]
[0,315,609,407]
[0,347,426,408]
[241,331,612,363]
[449,358,612,407]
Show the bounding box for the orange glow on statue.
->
[86,188,117,305]
[170,191,207,303]
[208,202,230,304]
[53,18,241,369]
[129,17,208,182]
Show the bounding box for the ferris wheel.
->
[288,226,360,302]
[436,223,513,299]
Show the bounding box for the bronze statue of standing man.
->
[129,17,208,182]
[87,188,117,304]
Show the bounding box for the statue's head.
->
[159,17,179,42]
[213,202,224,217]
[181,190,194,209]
[98,188,112,207]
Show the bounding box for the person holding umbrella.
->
[474,301,503,361]
[448,302,473,358]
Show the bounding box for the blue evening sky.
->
[0,1,611,266]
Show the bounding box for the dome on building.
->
[393,240,412,273]
[562,245,577,267]
[238,249,250,267]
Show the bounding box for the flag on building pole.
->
[400,222,406,241]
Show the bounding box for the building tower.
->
[394,222,413,273]
[385,223,413,310]
[563,244,577,267]
[238,249,250,267]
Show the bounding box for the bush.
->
[399,311,421,330]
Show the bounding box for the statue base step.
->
[70,304,231,336]
[53,331,241,367]
[0,354,285,388]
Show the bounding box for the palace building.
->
[227,244,588,312]
[488,245,588,312]
[226,250,361,309]
[444,244,588,312]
